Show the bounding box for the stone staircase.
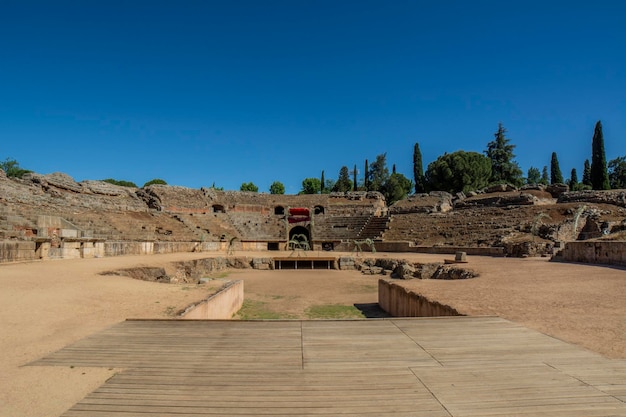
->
[358,215,390,239]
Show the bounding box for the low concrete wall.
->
[182,280,244,319]
[0,241,39,263]
[378,279,462,317]
[559,241,626,266]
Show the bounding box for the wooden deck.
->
[30,317,626,416]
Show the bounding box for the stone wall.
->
[559,241,626,266]
[0,241,39,262]
[378,279,462,317]
[375,241,505,256]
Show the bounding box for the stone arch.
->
[212,204,225,213]
[314,205,325,215]
[289,225,310,250]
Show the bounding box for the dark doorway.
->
[289,226,310,250]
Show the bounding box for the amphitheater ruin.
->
[2,169,626,416]
[3,170,626,265]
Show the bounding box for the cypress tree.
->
[582,159,592,186]
[320,170,325,193]
[392,164,396,174]
[550,152,564,184]
[413,142,425,193]
[364,159,369,191]
[591,120,610,190]
[569,168,579,190]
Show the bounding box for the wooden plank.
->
[23,318,626,417]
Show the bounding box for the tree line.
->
[414,120,619,194]
[2,120,623,201]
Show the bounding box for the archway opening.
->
[289,226,310,250]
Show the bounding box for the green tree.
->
[364,159,369,190]
[413,142,426,193]
[568,168,579,190]
[143,178,167,187]
[582,159,592,187]
[608,156,626,189]
[323,179,335,194]
[320,170,325,193]
[102,178,138,187]
[269,181,285,194]
[240,182,258,192]
[382,172,413,205]
[540,166,549,185]
[424,151,492,194]
[367,153,390,192]
[485,123,523,186]
[333,166,352,193]
[1,158,32,178]
[550,152,564,184]
[526,167,541,185]
[353,165,357,191]
[591,120,610,190]
[300,177,321,194]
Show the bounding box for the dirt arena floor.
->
[1,251,624,417]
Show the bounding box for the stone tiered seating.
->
[172,212,242,241]
[358,215,390,239]
[227,212,286,241]
[313,214,372,240]
[383,207,530,247]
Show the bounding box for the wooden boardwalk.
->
[30,317,626,416]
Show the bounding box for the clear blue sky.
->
[1,1,624,194]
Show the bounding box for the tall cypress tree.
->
[364,159,370,191]
[413,142,426,193]
[353,165,357,191]
[550,152,564,184]
[320,170,325,193]
[582,159,592,187]
[569,168,579,190]
[591,120,610,190]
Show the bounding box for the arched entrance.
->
[288,226,310,250]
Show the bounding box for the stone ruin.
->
[2,168,626,263]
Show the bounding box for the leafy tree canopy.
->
[425,151,492,194]
[269,181,285,195]
[300,177,321,194]
[485,123,523,186]
[102,178,138,187]
[382,172,413,205]
[143,178,167,187]
[526,167,541,185]
[367,153,389,192]
[240,182,259,192]
[322,179,335,194]
[540,166,549,185]
[1,158,32,178]
[608,156,626,189]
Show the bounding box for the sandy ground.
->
[1,251,625,417]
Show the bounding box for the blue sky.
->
[1,1,624,194]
